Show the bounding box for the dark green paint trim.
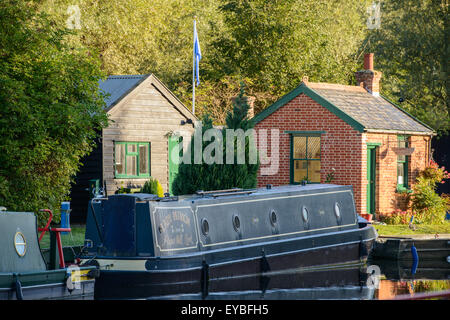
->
[289,135,294,184]
[396,135,409,190]
[366,142,382,147]
[114,141,151,179]
[289,134,321,184]
[252,83,365,133]
[366,147,377,216]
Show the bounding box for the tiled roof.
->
[306,82,433,133]
[99,75,147,108]
[253,82,434,134]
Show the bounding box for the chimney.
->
[355,53,382,96]
[232,95,255,119]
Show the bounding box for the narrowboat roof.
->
[117,184,352,203]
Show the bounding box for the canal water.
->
[367,258,450,300]
[147,258,449,300]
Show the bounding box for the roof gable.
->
[99,74,197,120]
[252,82,365,132]
[252,82,434,135]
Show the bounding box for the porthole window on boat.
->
[232,214,241,232]
[14,232,26,257]
[302,207,309,222]
[334,202,341,219]
[201,218,209,236]
[270,210,277,226]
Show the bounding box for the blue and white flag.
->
[193,20,202,86]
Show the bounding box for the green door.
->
[366,146,377,215]
[168,135,182,195]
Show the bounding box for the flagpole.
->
[192,18,196,115]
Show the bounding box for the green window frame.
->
[114,141,151,178]
[289,132,322,184]
[397,135,409,191]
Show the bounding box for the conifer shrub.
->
[141,177,164,197]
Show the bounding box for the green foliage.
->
[141,178,164,197]
[0,0,108,225]
[39,0,372,123]
[36,0,446,132]
[378,209,413,225]
[172,85,259,195]
[410,160,450,224]
[367,0,449,134]
[325,168,336,183]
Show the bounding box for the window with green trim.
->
[290,135,321,183]
[114,142,150,178]
[397,136,409,190]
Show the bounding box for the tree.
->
[39,0,372,123]
[367,0,449,134]
[172,85,259,195]
[0,0,108,224]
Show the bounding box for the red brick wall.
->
[365,133,431,214]
[254,93,432,216]
[255,93,366,213]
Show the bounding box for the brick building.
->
[252,54,435,218]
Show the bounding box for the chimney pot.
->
[364,53,374,70]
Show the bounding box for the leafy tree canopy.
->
[367,0,449,134]
[0,0,108,224]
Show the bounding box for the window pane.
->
[398,140,407,148]
[293,160,308,183]
[127,155,137,176]
[293,137,307,159]
[397,163,405,185]
[128,144,137,153]
[139,144,149,174]
[307,137,321,159]
[115,144,125,175]
[308,160,321,182]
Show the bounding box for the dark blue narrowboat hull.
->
[93,229,375,299]
[80,184,377,299]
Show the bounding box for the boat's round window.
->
[14,232,26,257]
[233,214,240,232]
[201,218,209,236]
[335,202,341,219]
[270,210,277,226]
[302,207,308,222]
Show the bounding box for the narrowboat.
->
[0,208,98,300]
[80,183,378,299]
[146,263,377,300]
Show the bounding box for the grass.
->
[39,225,86,249]
[374,221,450,237]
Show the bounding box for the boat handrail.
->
[196,188,256,198]
[196,188,243,195]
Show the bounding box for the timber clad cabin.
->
[253,53,435,218]
[70,74,196,222]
